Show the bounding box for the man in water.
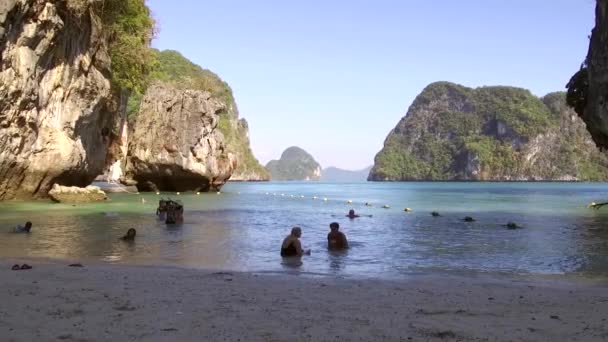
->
[346,209,360,219]
[327,222,348,250]
[280,227,310,257]
[14,221,32,233]
[121,228,136,241]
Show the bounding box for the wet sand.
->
[1,259,607,341]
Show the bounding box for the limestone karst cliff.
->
[124,82,235,192]
[369,82,608,181]
[266,147,322,181]
[567,0,608,149]
[142,50,269,182]
[0,0,121,199]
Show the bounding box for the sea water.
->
[1,182,608,279]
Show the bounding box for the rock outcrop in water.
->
[0,0,121,200]
[124,82,236,192]
[48,184,107,203]
[266,147,322,181]
[135,50,269,183]
[369,82,608,181]
[567,0,608,149]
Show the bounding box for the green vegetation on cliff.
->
[266,147,322,181]
[370,82,608,181]
[93,0,156,94]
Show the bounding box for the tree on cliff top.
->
[96,0,156,94]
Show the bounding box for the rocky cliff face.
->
[0,0,121,200]
[266,147,322,181]
[568,0,608,148]
[369,82,608,181]
[124,82,236,192]
[147,50,269,182]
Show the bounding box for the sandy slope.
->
[1,260,607,341]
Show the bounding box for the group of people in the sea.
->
[280,210,356,257]
[156,199,184,224]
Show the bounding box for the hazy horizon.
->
[147,0,595,170]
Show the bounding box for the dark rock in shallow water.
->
[463,216,475,222]
[431,211,441,217]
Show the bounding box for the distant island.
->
[320,166,372,182]
[369,82,608,181]
[266,147,322,181]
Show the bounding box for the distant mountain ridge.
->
[321,166,372,182]
[266,147,322,181]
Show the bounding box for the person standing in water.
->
[327,222,348,250]
[280,227,310,257]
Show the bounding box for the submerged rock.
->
[125,82,236,192]
[0,0,121,200]
[48,184,108,203]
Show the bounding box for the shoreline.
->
[2,259,608,341]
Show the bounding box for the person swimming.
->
[280,227,310,257]
[327,222,348,250]
[346,209,360,219]
[13,221,32,233]
[121,228,136,241]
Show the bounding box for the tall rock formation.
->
[0,0,121,200]
[146,50,269,182]
[369,82,608,181]
[124,82,235,192]
[567,0,608,148]
[266,147,322,181]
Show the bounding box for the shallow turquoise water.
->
[2,182,608,278]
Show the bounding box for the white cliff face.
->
[124,82,236,192]
[0,0,120,199]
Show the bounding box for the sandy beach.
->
[1,260,607,341]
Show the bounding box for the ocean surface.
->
[2,182,608,279]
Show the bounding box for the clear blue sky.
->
[147,0,596,170]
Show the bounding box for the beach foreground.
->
[1,260,607,341]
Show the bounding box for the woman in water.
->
[280,227,310,257]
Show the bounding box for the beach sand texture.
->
[1,261,607,341]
